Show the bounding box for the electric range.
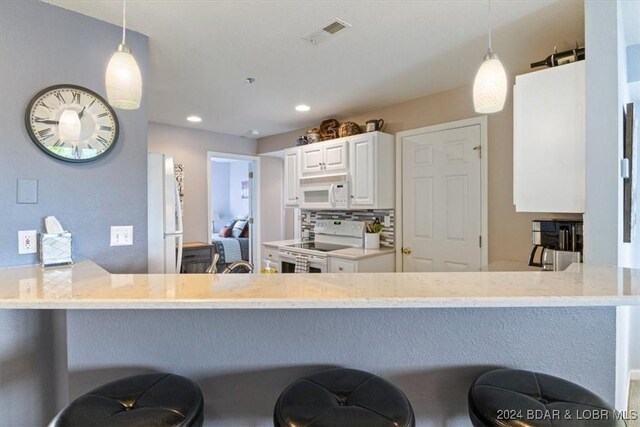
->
[278,220,365,273]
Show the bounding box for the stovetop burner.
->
[285,242,351,253]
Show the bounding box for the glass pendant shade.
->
[473,51,507,114]
[105,44,142,109]
[59,110,82,141]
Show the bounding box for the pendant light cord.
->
[488,0,492,50]
[121,0,126,45]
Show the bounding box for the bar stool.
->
[274,368,415,427]
[468,368,627,426]
[50,372,204,427]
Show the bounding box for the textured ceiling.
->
[45,0,584,137]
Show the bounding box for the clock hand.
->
[78,106,87,119]
[35,119,59,125]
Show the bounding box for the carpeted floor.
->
[629,380,640,427]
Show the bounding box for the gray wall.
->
[260,155,285,244]
[148,122,256,243]
[67,307,617,427]
[0,1,149,425]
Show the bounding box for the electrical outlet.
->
[18,230,37,254]
[110,226,133,246]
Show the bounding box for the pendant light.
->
[59,110,82,141]
[105,0,142,109]
[473,0,507,114]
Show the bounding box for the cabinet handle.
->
[350,195,354,198]
[338,267,343,271]
[268,254,272,258]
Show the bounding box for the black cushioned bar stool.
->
[274,368,415,427]
[468,368,627,427]
[50,373,204,427]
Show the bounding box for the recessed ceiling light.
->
[249,129,260,136]
[295,104,311,112]
[186,116,202,123]
[245,77,256,84]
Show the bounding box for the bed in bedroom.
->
[211,218,250,272]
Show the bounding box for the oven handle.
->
[278,251,326,263]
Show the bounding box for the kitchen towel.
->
[294,255,310,273]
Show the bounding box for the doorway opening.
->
[207,152,260,272]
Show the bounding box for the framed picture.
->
[241,180,249,199]
[623,102,635,243]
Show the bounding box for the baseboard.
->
[631,369,640,381]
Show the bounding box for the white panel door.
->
[300,145,323,175]
[402,125,482,272]
[349,135,375,206]
[284,149,299,206]
[322,140,348,172]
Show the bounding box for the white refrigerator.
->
[148,153,183,273]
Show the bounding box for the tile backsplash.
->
[301,210,395,248]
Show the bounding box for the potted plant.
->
[364,219,384,249]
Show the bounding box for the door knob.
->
[402,247,412,255]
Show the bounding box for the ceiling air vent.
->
[302,18,352,45]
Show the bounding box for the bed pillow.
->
[218,220,236,237]
[232,220,248,238]
[218,226,233,238]
[241,224,249,238]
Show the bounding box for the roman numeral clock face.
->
[25,85,119,162]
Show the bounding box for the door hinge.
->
[473,145,482,158]
[248,171,254,179]
[249,217,254,225]
[479,235,482,248]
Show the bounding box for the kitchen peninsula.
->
[1,260,638,309]
[2,261,639,425]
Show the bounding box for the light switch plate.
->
[110,226,133,246]
[17,179,38,204]
[18,230,38,254]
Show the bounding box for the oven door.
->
[278,251,326,273]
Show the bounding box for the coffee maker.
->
[528,219,583,271]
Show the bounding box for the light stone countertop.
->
[262,240,395,260]
[0,260,639,309]
[261,240,300,249]
[326,247,395,260]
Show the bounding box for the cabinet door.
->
[349,135,375,206]
[284,149,299,206]
[300,145,323,175]
[262,247,280,272]
[328,258,357,273]
[322,140,348,172]
[514,61,585,212]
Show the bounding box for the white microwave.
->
[299,174,349,209]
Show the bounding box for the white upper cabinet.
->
[513,61,585,213]
[348,132,395,209]
[284,148,299,206]
[300,140,348,176]
[300,144,323,175]
[322,140,348,172]
[287,132,394,209]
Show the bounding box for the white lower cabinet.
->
[328,253,395,273]
[262,246,280,272]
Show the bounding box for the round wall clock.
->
[25,84,119,162]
